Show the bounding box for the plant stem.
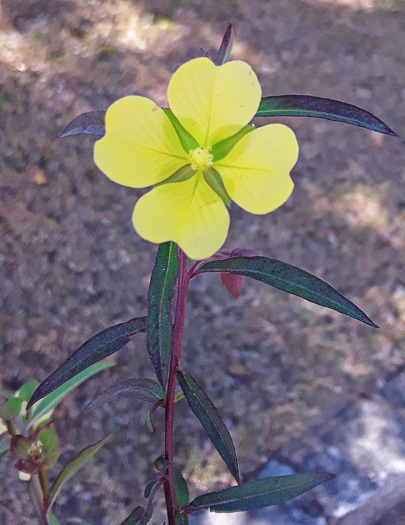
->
[31,475,48,525]
[164,247,189,525]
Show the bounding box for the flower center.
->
[189,147,213,172]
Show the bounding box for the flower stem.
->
[164,247,189,525]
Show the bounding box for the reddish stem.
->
[164,247,189,525]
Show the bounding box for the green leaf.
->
[163,109,199,152]
[79,378,165,418]
[148,242,179,387]
[190,472,335,512]
[177,371,240,485]
[49,436,110,509]
[46,511,61,525]
[121,506,144,524]
[28,362,113,429]
[174,467,189,508]
[0,398,23,420]
[216,24,234,65]
[58,110,106,139]
[27,316,146,410]
[211,126,254,162]
[203,169,231,206]
[197,257,377,327]
[256,95,397,136]
[177,514,189,525]
[18,380,40,402]
[0,437,10,455]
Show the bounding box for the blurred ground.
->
[0,0,404,523]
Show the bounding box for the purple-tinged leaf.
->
[256,95,397,136]
[177,371,240,486]
[121,506,144,524]
[220,273,243,299]
[190,472,335,512]
[79,378,165,418]
[197,257,377,327]
[49,436,110,509]
[216,24,234,65]
[58,110,106,139]
[27,316,146,409]
[148,242,179,387]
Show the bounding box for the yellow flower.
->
[94,58,298,260]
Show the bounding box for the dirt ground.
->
[1,0,404,524]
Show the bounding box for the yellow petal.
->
[168,58,261,148]
[215,124,299,214]
[133,173,230,260]
[94,96,188,188]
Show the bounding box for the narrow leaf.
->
[148,242,179,387]
[190,472,335,512]
[216,24,234,65]
[197,257,377,327]
[121,506,144,524]
[28,362,113,429]
[177,371,240,485]
[139,480,162,525]
[177,514,189,525]
[174,467,189,507]
[27,317,146,409]
[58,110,106,139]
[49,436,110,509]
[79,378,165,418]
[256,95,397,136]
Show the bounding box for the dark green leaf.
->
[148,242,179,387]
[28,362,113,429]
[216,24,234,65]
[27,316,146,409]
[174,467,189,507]
[79,378,165,418]
[177,371,240,485]
[58,110,106,139]
[256,95,397,136]
[49,436,110,509]
[197,257,377,327]
[121,506,144,524]
[177,514,189,525]
[139,481,162,525]
[190,472,335,512]
[144,481,156,498]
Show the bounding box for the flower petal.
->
[215,124,299,214]
[168,58,261,148]
[94,96,188,188]
[133,173,230,260]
